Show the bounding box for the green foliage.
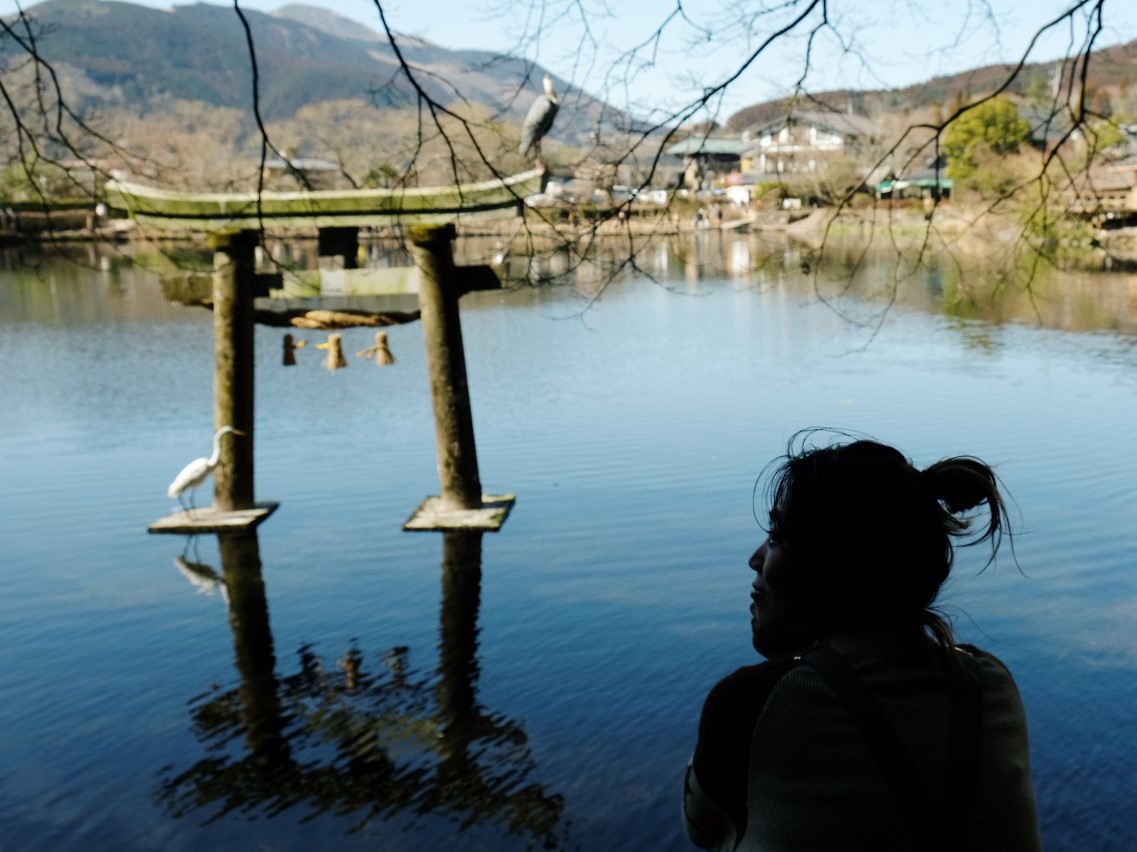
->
[0,166,27,202]
[0,160,84,202]
[362,163,399,188]
[577,200,601,221]
[750,182,784,203]
[1082,119,1126,156]
[943,96,1032,183]
[1023,73,1052,107]
[963,147,1029,198]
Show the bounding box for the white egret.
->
[519,74,559,169]
[174,555,228,604]
[167,426,245,511]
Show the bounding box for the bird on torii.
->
[519,73,560,170]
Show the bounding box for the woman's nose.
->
[749,543,766,573]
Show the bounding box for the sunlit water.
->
[1,234,1135,850]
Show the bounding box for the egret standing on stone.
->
[519,73,560,170]
[167,426,245,511]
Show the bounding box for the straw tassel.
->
[316,333,347,371]
[356,331,395,366]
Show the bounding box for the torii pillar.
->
[211,230,257,512]
[149,229,278,534]
[403,223,513,532]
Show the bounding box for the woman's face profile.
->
[749,515,832,657]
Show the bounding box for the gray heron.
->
[167,425,245,511]
[519,74,560,169]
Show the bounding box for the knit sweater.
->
[683,630,1041,851]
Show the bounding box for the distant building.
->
[262,157,341,190]
[741,111,884,175]
[664,137,750,188]
[1016,105,1083,153]
[874,152,953,201]
[874,173,953,201]
[724,185,753,206]
[1067,161,1137,216]
[1016,110,1137,215]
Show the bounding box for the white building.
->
[741,111,883,176]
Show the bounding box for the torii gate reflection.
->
[158,531,567,847]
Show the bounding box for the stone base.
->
[149,502,279,534]
[403,494,515,532]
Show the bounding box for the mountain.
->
[269,3,436,49]
[271,4,389,43]
[2,0,612,143]
[726,41,1137,130]
[9,0,1135,186]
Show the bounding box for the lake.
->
[1,231,1135,850]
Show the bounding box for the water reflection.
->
[464,234,1137,335]
[4,236,1137,336]
[172,553,228,602]
[158,531,568,847]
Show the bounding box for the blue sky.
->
[4,0,1134,118]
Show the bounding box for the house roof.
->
[264,157,339,172]
[1015,105,1086,148]
[665,137,750,157]
[1081,165,1136,192]
[746,110,883,140]
[875,176,954,192]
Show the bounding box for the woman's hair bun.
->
[922,458,997,515]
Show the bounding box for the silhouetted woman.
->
[683,433,1040,851]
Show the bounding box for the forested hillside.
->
[2,0,1136,191]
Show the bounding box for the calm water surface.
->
[1,235,1135,850]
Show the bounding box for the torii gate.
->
[110,169,546,536]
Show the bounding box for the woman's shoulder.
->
[703,656,805,718]
[956,643,1029,705]
[957,643,1012,673]
[957,643,1022,685]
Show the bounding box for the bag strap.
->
[801,647,982,852]
[945,650,984,837]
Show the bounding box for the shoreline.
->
[4,205,1134,265]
